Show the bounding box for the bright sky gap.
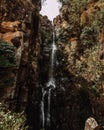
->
[40,0,61,21]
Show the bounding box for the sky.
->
[40,0,61,21]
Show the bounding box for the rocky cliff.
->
[53,0,104,129]
[0,0,41,129]
[0,0,54,129]
[39,15,53,85]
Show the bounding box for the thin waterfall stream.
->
[47,29,57,89]
[41,27,57,130]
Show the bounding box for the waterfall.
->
[46,88,51,127]
[41,27,57,130]
[46,29,56,128]
[41,88,46,128]
[47,30,57,89]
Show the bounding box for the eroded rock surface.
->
[53,0,104,130]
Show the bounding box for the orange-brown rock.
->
[99,28,104,45]
[70,37,78,50]
[53,15,62,31]
[0,31,23,45]
[61,21,69,28]
[80,10,88,27]
[80,5,100,27]
[20,0,35,9]
[1,21,21,33]
[81,1,102,27]
[87,0,99,8]
[87,6,100,16]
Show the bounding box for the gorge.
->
[40,28,57,130]
[0,0,104,130]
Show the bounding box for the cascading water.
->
[41,27,57,130]
[47,29,57,89]
[41,88,46,128]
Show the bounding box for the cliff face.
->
[0,1,42,130]
[0,1,41,128]
[54,0,104,129]
[0,1,53,129]
[39,15,53,85]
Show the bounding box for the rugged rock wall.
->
[53,0,104,129]
[0,0,53,129]
[0,0,41,129]
[39,15,53,85]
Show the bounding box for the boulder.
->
[84,117,99,130]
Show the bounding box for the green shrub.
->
[0,39,16,68]
[0,103,28,130]
[0,39,16,88]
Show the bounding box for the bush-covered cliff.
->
[0,0,41,129]
[53,0,104,129]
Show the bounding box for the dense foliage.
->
[0,103,28,130]
[0,39,16,68]
[0,39,16,88]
